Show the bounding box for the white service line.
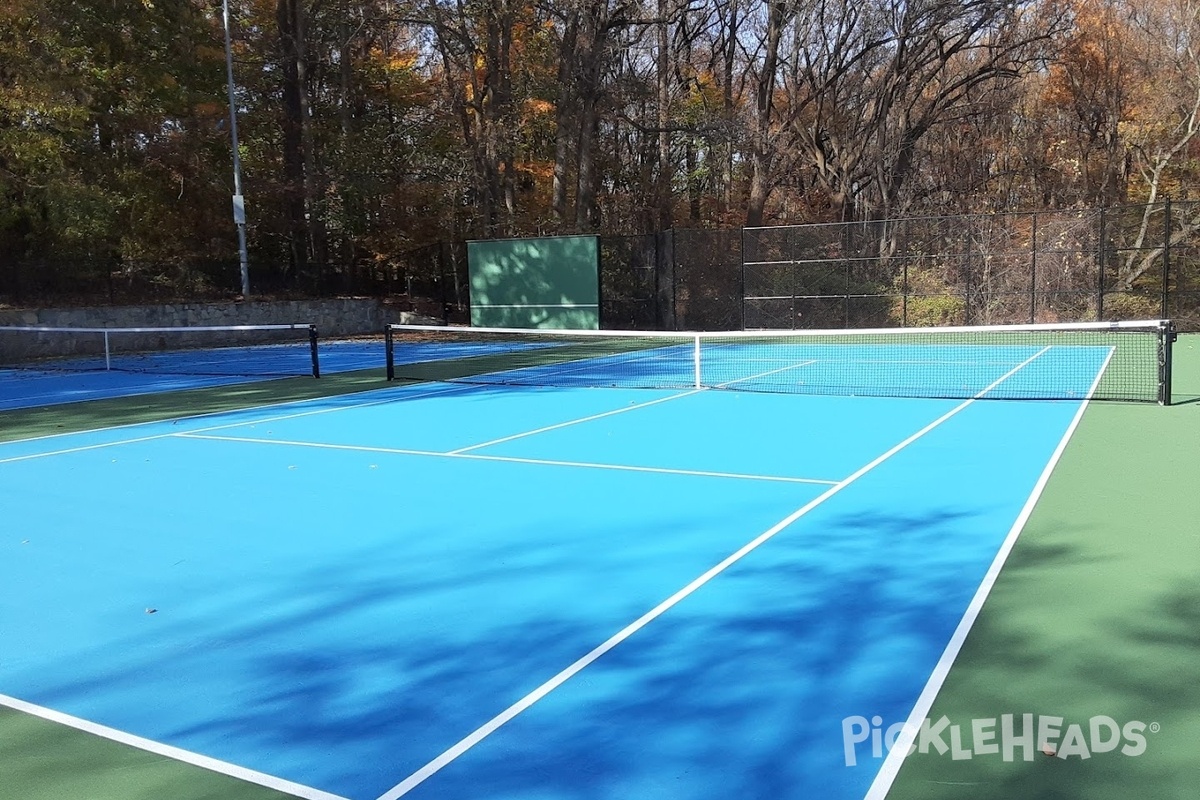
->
[446,342,690,385]
[715,359,817,388]
[176,432,838,486]
[372,346,1054,800]
[863,344,1106,800]
[0,693,349,800]
[0,382,471,465]
[448,390,702,454]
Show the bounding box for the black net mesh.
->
[385,321,1173,403]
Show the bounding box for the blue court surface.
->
[0,354,1101,800]
[0,339,573,412]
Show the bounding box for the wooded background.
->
[2,0,1199,319]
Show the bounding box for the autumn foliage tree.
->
[1,0,1199,305]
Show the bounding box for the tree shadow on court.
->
[10,494,826,797]
[2,500,980,798]
[10,486,1197,800]
[380,504,1022,799]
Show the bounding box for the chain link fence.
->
[743,202,1200,332]
[599,229,744,331]
[0,244,471,323]
[5,202,1197,332]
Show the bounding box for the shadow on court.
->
[5,503,1009,800]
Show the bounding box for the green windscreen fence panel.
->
[468,235,600,329]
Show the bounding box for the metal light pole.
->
[222,0,251,298]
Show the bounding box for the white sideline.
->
[862,346,1114,799]
[0,382,470,465]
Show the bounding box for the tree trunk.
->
[552,14,580,227]
[720,0,739,216]
[745,1,786,227]
[573,4,613,231]
[294,0,326,272]
[277,0,307,277]
[575,102,600,230]
[656,0,673,231]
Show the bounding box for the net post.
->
[308,324,320,378]
[693,334,701,388]
[103,330,111,371]
[1159,319,1175,406]
[385,325,395,381]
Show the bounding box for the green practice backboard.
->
[468,235,600,329]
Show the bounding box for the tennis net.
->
[385,320,1176,404]
[0,324,321,378]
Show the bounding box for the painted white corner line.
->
[176,432,838,486]
[0,693,349,800]
[447,389,702,454]
[372,348,1054,800]
[863,345,1109,800]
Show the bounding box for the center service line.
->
[447,389,702,454]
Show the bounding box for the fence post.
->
[1162,198,1172,319]
[739,227,747,331]
[1097,207,1106,320]
[438,243,450,323]
[670,228,678,331]
[1030,211,1038,324]
[964,241,972,325]
[899,219,909,328]
[791,255,798,330]
[843,252,851,329]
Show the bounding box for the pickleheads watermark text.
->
[842,714,1157,766]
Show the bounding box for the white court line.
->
[391,340,692,388]
[0,379,455,448]
[448,390,702,454]
[715,359,817,388]
[0,382,473,465]
[176,433,839,486]
[462,343,691,384]
[0,693,349,800]
[373,347,1054,800]
[864,345,1110,800]
[456,451,837,485]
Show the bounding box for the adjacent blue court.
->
[0,344,1100,800]
[0,340,380,412]
[0,338,581,412]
